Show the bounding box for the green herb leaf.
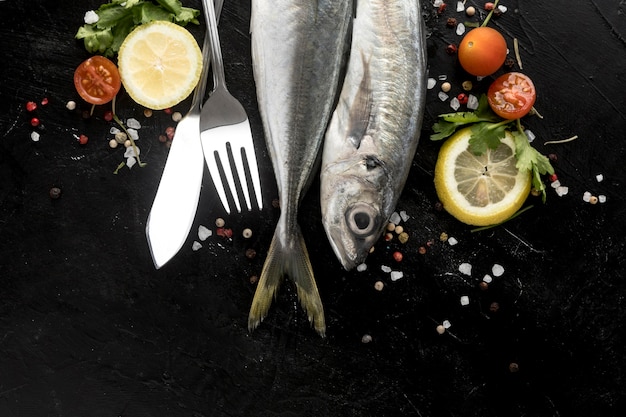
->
[76,0,200,57]
[429,95,500,141]
[156,0,182,15]
[468,121,509,155]
[512,125,555,202]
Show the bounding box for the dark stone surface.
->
[1,1,625,416]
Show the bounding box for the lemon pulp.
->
[434,128,531,226]
[118,21,202,110]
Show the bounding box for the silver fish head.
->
[321,155,391,271]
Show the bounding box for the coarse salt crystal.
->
[30,131,40,142]
[525,129,536,143]
[381,265,392,273]
[498,5,508,13]
[467,94,479,110]
[448,237,458,246]
[456,1,465,12]
[442,320,452,329]
[551,180,561,188]
[596,174,604,182]
[198,225,212,241]
[356,263,368,272]
[427,78,437,89]
[456,23,466,36]
[460,295,470,306]
[438,74,448,81]
[433,0,444,7]
[124,146,140,159]
[483,274,493,283]
[191,241,202,251]
[126,118,141,129]
[110,127,121,135]
[555,186,569,197]
[127,128,139,140]
[84,10,99,24]
[438,91,449,101]
[400,211,410,222]
[449,97,461,111]
[598,195,607,203]
[459,262,472,276]
[390,271,404,281]
[389,212,402,225]
[492,264,505,277]
[582,191,592,202]
[126,157,137,169]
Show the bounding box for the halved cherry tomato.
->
[73,56,121,105]
[487,72,537,119]
[457,27,507,77]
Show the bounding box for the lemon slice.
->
[118,21,202,110]
[434,127,531,226]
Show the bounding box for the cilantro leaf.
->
[76,0,200,57]
[512,127,555,202]
[468,121,509,155]
[430,94,500,141]
[156,0,183,15]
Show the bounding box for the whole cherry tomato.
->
[458,27,507,77]
[487,72,537,119]
[74,56,121,105]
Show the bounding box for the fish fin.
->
[346,50,372,150]
[248,227,284,333]
[248,223,326,337]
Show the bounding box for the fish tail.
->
[248,222,326,337]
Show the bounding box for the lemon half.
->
[118,21,202,110]
[434,127,531,226]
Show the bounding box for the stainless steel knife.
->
[145,0,224,269]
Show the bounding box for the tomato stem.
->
[481,0,500,27]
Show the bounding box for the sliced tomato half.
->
[487,72,537,120]
[74,56,121,105]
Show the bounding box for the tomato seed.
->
[41,97,49,106]
[78,134,89,145]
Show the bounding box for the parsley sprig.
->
[430,95,554,201]
[76,0,200,57]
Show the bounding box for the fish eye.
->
[346,203,379,237]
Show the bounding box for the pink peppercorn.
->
[26,101,37,112]
[30,117,40,127]
[393,251,403,262]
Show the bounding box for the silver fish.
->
[248,0,354,336]
[320,0,427,270]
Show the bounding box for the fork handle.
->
[203,0,227,91]
[192,0,225,108]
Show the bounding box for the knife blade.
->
[145,0,224,269]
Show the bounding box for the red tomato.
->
[487,72,537,119]
[74,56,121,105]
[457,27,507,77]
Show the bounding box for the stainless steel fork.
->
[199,0,263,213]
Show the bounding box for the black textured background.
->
[1,1,625,416]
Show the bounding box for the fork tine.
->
[244,145,264,210]
[231,144,253,211]
[205,148,233,214]
[216,145,242,213]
